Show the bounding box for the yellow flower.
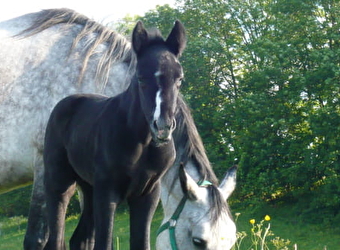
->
[249,219,256,224]
[264,215,271,221]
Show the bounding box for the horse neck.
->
[160,159,201,221]
[117,78,150,139]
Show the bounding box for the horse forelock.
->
[207,185,233,226]
[16,8,135,87]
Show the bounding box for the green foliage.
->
[2,0,340,239]
[134,0,340,219]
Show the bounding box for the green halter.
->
[157,179,213,250]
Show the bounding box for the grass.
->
[0,205,163,250]
[0,204,339,249]
[0,215,27,249]
[229,203,340,250]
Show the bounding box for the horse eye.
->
[192,237,207,248]
[176,78,183,88]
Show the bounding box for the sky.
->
[0,0,176,22]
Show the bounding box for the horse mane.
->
[17,8,135,86]
[174,95,219,185]
[174,96,233,224]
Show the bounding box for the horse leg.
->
[24,153,49,250]
[93,179,123,250]
[70,181,95,250]
[44,179,76,250]
[128,182,161,250]
[43,149,77,250]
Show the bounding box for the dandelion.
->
[235,213,241,222]
[264,215,271,221]
[231,214,291,250]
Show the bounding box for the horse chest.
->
[101,139,175,177]
[123,141,176,196]
[67,131,175,190]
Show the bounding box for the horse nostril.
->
[171,119,176,131]
[153,120,158,130]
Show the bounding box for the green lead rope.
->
[157,195,187,250]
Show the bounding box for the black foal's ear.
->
[179,163,199,201]
[132,21,148,55]
[165,20,187,57]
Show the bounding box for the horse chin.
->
[151,136,171,147]
[149,124,174,146]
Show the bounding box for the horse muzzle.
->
[151,118,176,144]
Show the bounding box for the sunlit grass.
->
[232,214,291,250]
[0,206,338,250]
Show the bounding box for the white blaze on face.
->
[154,70,163,122]
[154,90,162,121]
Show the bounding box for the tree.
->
[136,0,340,216]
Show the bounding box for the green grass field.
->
[0,206,163,250]
[0,204,339,250]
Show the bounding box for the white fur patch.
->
[154,70,162,77]
[154,90,162,121]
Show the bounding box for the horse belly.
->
[67,147,96,185]
[0,104,40,193]
[0,76,46,193]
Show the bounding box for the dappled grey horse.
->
[0,8,237,249]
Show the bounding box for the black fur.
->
[43,20,186,250]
